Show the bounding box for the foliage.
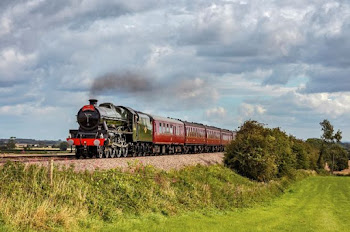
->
[318,119,348,171]
[292,139,309,170]
[224,121,277,182]
[272,128,296,177]
[6,137,16,149]
[225,119,349,181]
[324,144,349,171]
[59,141,69,151]
[306,138,323,149]
[0,162,309,231]
[225,121,323,182]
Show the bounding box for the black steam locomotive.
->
[67,99,235,158]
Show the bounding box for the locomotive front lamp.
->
[94,139,100,146]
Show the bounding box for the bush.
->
[292,139,309,170]
[325,144,349,171]
[59,142,69,151]
[225,120,321,182]
[224,121,278,181]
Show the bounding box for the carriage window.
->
[170,125,173,134]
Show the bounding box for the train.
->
[67,99,235,158]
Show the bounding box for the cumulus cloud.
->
[239,103,266,118]
[1,0,350,139]
[206,106,227,118]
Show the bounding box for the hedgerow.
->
[224,120,348,181]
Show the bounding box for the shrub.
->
[325,144,349,171]
[224,121,278,181]
[225,120,321,181]
[292,139,309,170]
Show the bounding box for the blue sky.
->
[1,0,350,140]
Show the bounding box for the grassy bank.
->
[111,176,350,232]
[0,162,310,231]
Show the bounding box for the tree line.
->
[224,120,349,181]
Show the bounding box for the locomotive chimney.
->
[89,99,98,106]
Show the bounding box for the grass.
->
[0,162,310,231]
[102,176,350,232]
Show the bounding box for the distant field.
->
[104,176,350,232]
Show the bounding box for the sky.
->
[1,0,350,141]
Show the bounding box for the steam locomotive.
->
[67,99,235,158]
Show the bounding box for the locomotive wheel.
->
[75,150,81,159]
[145,144,149,156]
[132,145,137,157]
[122,147,128,157]
[105,149,111,158]
[110,148,116,158]
[140,144,145,156]
[116,147,122,158]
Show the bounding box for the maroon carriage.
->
[205,126,222,152]
[221,129,234,146]
[152,116,185,154]
[182,121,206,153]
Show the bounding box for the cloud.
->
[206,106,227,118]
[239,103,266,118]
[1,0,350,140]
[302,67,350,93]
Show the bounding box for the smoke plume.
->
[90,71,154,96]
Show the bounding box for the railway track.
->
[0,153,75,163]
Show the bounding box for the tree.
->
[224,121,278,182]
[318,119,345,172]
[334,130,342,143]
[326,144,349,171]
[6,137,16,149]
[292,139,309,170]
[224,121,321,181]
[271,128,295,177]
[59,141,69,151]
[320,120,334,143]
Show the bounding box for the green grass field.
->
[104,176,350,232]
